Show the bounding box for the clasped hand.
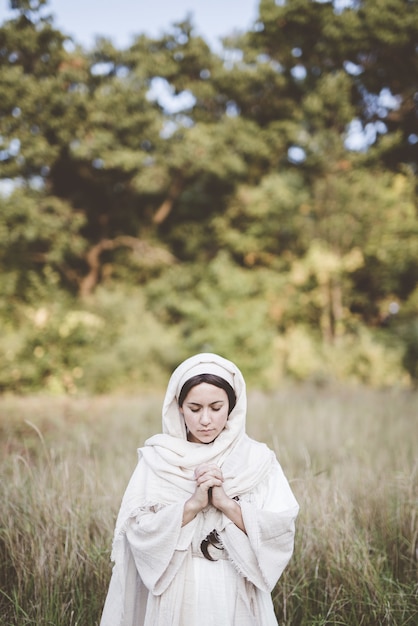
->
[191,463,230,511]
[183,463,245,532]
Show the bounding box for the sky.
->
[0,0,261,51]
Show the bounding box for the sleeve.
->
[125,501,198,596]
[220,461,299,592]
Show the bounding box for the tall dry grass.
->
[248,385,417,625]
[0,386,417,625]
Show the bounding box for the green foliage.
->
[146,253,278,383]
[0,189,86,298]
[0,0,417,391]
[212,170,309,265]
[79,287,181,393]
[389,286,418,384]
[270,323,407,387]
[0,287,180,394]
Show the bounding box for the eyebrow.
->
[186,400,225,406]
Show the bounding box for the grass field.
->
[0,385,417,625]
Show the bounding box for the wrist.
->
[182,495,204,526]
[214,494,236,515]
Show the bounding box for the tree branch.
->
[153,177,184,225]
[79,236,175,298]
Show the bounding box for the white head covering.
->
[161,352,244,440]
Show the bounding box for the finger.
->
[196,465,224,479]
[195,463,221,477]
[196,470,223,485]
[197,476,223,490]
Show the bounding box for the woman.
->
[100,353,299,626]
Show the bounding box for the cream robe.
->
[100,354,299,626]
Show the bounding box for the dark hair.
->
[178,373,236,415]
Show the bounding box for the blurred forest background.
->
[1,0,417,394]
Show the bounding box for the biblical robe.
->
[100,353,299,626]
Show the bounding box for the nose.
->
[199,408,211,425]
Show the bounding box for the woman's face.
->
[180,382,229,444]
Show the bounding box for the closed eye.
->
[186,402,224,412]
[211,402,225,411]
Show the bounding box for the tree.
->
[252,0,418,169]
[1,0,417,390]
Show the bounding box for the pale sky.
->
[0,0,261,51]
